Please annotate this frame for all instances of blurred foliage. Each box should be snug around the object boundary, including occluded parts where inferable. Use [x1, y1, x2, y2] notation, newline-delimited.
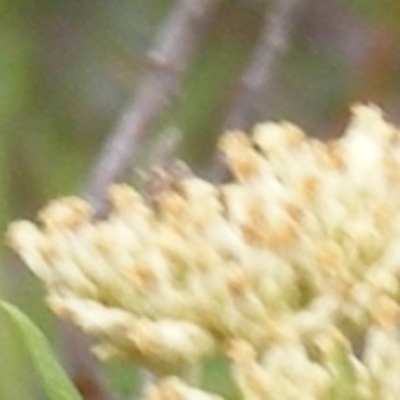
[2, 0, 400, 398]
[345, 0, 400, 34]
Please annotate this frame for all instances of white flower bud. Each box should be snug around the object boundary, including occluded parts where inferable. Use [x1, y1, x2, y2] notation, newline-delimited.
[8, 105, 400, 396]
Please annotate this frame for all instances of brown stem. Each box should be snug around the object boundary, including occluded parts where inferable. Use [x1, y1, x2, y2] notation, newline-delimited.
[210, 0, 303, 181]
[224, 0, 302, 131]
[59, 322, 117, 400]
[83, 0, 219, 215]
[60, 2, 219, 400]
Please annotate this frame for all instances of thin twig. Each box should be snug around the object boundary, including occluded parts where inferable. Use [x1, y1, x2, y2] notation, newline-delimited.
[210, 0, 303, 180]
[61, 1, 219, 399]
[224, 0, 302, 131]
[83, 0, 219, 215]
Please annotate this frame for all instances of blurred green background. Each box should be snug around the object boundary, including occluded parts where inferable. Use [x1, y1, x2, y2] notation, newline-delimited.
[1, 0, 400, 398]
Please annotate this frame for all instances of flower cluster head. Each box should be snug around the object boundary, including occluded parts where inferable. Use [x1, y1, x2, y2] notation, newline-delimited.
[7, 105, 400, 399]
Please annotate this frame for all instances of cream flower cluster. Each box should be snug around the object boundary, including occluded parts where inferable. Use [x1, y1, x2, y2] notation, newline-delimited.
[7, 105, 400, 399]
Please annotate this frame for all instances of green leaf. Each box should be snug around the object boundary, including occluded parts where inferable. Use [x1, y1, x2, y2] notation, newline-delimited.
[0, 301, 82, 400]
